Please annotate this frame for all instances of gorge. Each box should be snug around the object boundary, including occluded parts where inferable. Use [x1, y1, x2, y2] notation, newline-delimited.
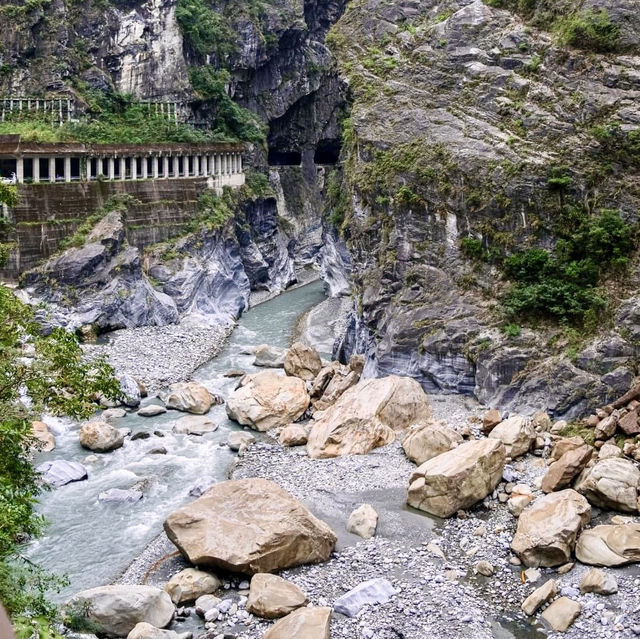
[1, 0, 640, 638]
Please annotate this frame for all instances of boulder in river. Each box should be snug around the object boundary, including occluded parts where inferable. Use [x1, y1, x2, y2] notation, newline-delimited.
[98, 488, 143, 504]
[284, 341, 323, 381]
[246, 573, 308, 618]
[575, 523, 640, 566]
[164, 568, 221, 604]
[333, 578, 396, 617]
[31, 420, 56, 452]
[65, 585, 174, 637]
[137, 404, 167, 417]
[79, 421, 125, 453]
[173, 415, 218, 435]
[127, 623, 191, 639]
[37, 460, 87, 487]
[262, 606, 331, 639]
[119, 374, 142, 408]
[227, 431, 256, 451]
[253, 344, 286, 368]
[488, 415, 535, 459]
[226, 370, 309, 431]
[163, 478, 336, 574]
[162, 382, 216, 415]
[307, 375, 431, 459]
[575, 457, 640, 512]
[401, 420, 462, 465]
[346, 504, 378, 539]
[407, 438, 505, 518]
[510, 489, 591, 567]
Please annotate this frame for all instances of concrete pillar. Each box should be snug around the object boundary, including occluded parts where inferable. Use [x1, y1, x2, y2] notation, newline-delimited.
[119, 157, 126, 181]
[33, 157, 40, 183]
[108, 157, 115, 180]
[172, 155, 179, 178]
[132, 157, 138, 180]
[193, 155, 199, 177]
[239, 153, 243, 173]
[152, 156, 159, 179]
[201, 155, 208, 177]
[64, 156, 71, 183]
[142, 156, 148, 179]
[16, 157, 24, 183]
[49, 157, 55, 182]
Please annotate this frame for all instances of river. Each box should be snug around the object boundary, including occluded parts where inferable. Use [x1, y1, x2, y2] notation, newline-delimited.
[28, 280, 329, 600]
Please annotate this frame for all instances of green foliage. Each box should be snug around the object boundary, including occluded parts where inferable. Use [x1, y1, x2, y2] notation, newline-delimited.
[556, 9, 621, 53]
[460, 237, 484, 260]
[175, 0, 236, 59]
[591, 123, 640, 169]
[501, 323, 522, 338]
[0, 285, 120, 632]
[192, 190, 234, 231]
[502, 209, 635, 324]
[558, 422, 596, 446]
[244, 171, 272, 198]
[188, 66, 266, 143]
[325, 168, 348, 232]
[0, 183, 18, 265]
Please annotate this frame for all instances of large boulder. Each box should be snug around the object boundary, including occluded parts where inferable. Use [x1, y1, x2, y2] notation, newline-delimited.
[164, 478, 336, 574]
[162, 382, 215, 415]
[541, 445, 593, 493]
[401, 420, 462, 465]
[510, 489, 591, 567]
[307, 375, 431, 459]
[65, 585, 174, 637]
[575, 524, 640, 566]
[333, 578, 396, 617]
[313, 370, 359, 411]
[284, 342, 323, 381]
[79, 421, 125, 453]
[127, 623, 191, 639]
[173, 415, 218, 436]
[119, 374, 142, 408]
[406, 439, 505, 518]
[253, 344, 286, 368]
[226, 371, 310, 431]
[164, 568, 220, 604]
[262, 607, 331, 639]
[347, 504, 378, 539]
[488, 415, 535, 459]
[279, 424, 308, 447]
[575, 457, 640, 512]
[540, 597, 581, 633]
[31, 421, 56, 452]
[246, 573, 308, 618]
[37, 460, 87, 487]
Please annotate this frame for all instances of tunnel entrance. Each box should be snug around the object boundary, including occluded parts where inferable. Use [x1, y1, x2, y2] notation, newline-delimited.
[268, 149, 302, 166]
[314, 139, 341, 165]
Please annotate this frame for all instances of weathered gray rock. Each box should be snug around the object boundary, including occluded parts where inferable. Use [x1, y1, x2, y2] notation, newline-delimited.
[262, 606, 331, 639]
[119, 374, 142, 408]
[173, 415, 218, 435]
[37, 460, 88, 487]
[488, 415, 535, 459]
[401, 420, 462, 465]
[407, 438, 505, 518]
[164, 478, 336, 574]
[579, 568, 618, 595]
[98, 488, 143, 504]
[284, 341, 323, 380]
[575, 524, 640, 566]
[227, 431, 256, 451]
[137, 405, 167, 417]
[346, 504, 378, 539]
[246, 573, 308, 619]
[102, 408, 127, 420]
[164, 568, 220, 604]
[226, 371, 310, 431]
[65, 585, 174, 637]
[253, 344, 286, 368]
[127, 623, 191, 639]
[79, 421, 125, 453]
[576, 457, 640, 512]
[162, 382, 215, 415]
[511, 490, 591, 567]
[307, 375, 431, 458]
[333, 578, 396, 617]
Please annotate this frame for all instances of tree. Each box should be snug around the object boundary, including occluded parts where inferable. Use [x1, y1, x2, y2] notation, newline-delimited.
[0, 187, 121, 637]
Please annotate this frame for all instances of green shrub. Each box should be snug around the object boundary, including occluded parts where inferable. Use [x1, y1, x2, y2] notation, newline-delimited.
[460, 237, 484, 260]
[556, 9, 621, 53]
[175, 0, 236, 59]
[501, 323, 522, 338]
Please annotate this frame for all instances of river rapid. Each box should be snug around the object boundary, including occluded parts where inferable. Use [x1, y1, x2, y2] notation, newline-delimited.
[28, 280, 329, 600]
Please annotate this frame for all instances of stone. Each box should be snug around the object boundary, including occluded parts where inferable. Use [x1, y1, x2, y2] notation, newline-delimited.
[541, 445, 593, 493]
[131, 431, 151, 441]
[164, 568, 221, 604]
[510, 489, 591, 567]
[579, 568, 618, 595]
[224, 369, 246, 378]
[103, 408, 127, 420]
[407, 439, 505, 518]
[226, 371, 309, 431]
[595, 414, 618, 440]
[333, 578, 396, 617]
[163, 382, 215, 415]
[262, 607, 330, 639]
[618, 409, 640, 435]
[127, 623, 191, 639]
[346, 504, 378, 539]
[31, 420, 56, 452]
[557, 562, 574, 575]
[98, 488, 143, 503]
[576, 457, 640, 512]
[488, 415, 535, 458]
[474, 560, 494, 576]
[307, 375, 431, 459]
[521, 579, 557, 616]
[540, 597, 581, 632]
[598, 443, 622, 459]
[531, 411, 552, 432]
[253, 344, 286, 368]
[37, 460, 88, 487]
[575, 523, 640, 566]
[312, 370, 359, 411]
[401, 420, 462, 465]
[349, 354, 365, 374]
[79, 421, 125, 453]
[284, 342, 323, 381]
[194, 594, 220, 617]
[482, 408, 502, 434]
[279, 424, 308, 447]
[137, 405, 167, 417]
[551, 437, 586, 462]
[164, 478, 336, 574]
[507, 484, 534, 517]
[65, 585, 174, 637]
[246, 573, 307, 618]
[227, 431, 255, 451]
[173, 415, 218, 435]
[119, 374, 142, 408]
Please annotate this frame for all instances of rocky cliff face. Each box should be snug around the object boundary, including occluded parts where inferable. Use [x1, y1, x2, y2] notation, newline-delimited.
[327, 0, 640, 418]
